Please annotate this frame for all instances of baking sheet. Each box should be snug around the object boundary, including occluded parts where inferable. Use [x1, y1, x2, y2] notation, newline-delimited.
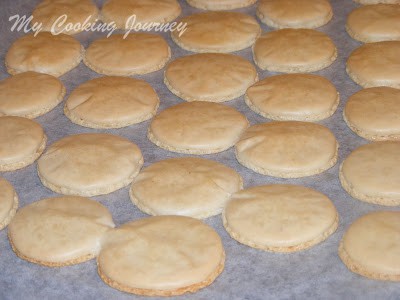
[0, 0, 399, 299]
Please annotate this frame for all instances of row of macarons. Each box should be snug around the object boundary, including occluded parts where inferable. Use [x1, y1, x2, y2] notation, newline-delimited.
[1, 69, 399, 143]
[7, 0, 400, 99]
[0, 160, 398, 294]
[31, 0, 400, 43]
[31, 0, 333, 36]
[1, 108, 399, 207]
[0, 171, 400, 296]
[18, 0, 400, 89]
[5, 25, 400, 95]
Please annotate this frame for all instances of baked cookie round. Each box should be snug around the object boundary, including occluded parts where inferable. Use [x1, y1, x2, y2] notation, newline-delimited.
[235, 121, 338, 178]
[32, 0, 99, 35]
[130, 157, 243, 218]
[37, 133, 143, 196]
[0, 72, 65, 118]
[97, 216, 225, 296]
[253, 29, 337, 72]
[0, 178, 18, 231]
[101, 0, 181, 29]
[64, 76, 159, 128]
[346, 4, 400, 43]
[84, 33, 170, 76]
[223, 184, 338, 252]
[257, 0, 333, 29]
[344, 87, 400, 141]
[186, 0, 257, 10]
[245, 74, 339, 121]
[5, 32, 83, 77]
[8, 196, 115, 267]
[0, 116, 46, 172]
[171, 12, 261, 53]
[148, 101, 249, 154]
[346, 41, 400, 88]
[339, 211, 400, 281]
[340, 141, 400, 206]
[164, 53, 258, 102]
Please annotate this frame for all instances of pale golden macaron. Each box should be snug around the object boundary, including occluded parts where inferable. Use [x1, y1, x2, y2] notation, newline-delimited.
[130, 157, 243, 219]
[97, 216, 225, 296]
[0, 178, 18, 231]
[164, 53, 258, 102]
[84, 33, 170, 76]
[223, 184, 338, 252]
[186, 0, 257, 10]
[8, 196, 115, 267]
[339, 211, 400, 281]
[32, 0, 99, 35]
[353, 0, 400, 4]
[148, 101, 249, 154]
[0, 116, 46, 172]
[257, 0, 333, 29]
[235, 121, 338, 178]
[64, 76, 159, 129]
[0, 72, 65, 118]
[101, 0, 181, 29]
[37, 133, 143, 196]
[245, 74, 339, 121]
[171, 12, 261, 53]
[253, 29, 337, 73]
[5, 32, 83, 77]
[346, 4, 400, 43]
[340, 141, 400, 206]
[344, 87, 400, 141]
[346, 41, 400, 88]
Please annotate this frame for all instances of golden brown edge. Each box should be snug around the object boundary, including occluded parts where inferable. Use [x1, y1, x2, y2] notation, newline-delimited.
[97, 251, 225, 296]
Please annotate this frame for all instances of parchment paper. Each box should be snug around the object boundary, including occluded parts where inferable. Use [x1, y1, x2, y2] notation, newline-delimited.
[0, 0, 399, 299]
